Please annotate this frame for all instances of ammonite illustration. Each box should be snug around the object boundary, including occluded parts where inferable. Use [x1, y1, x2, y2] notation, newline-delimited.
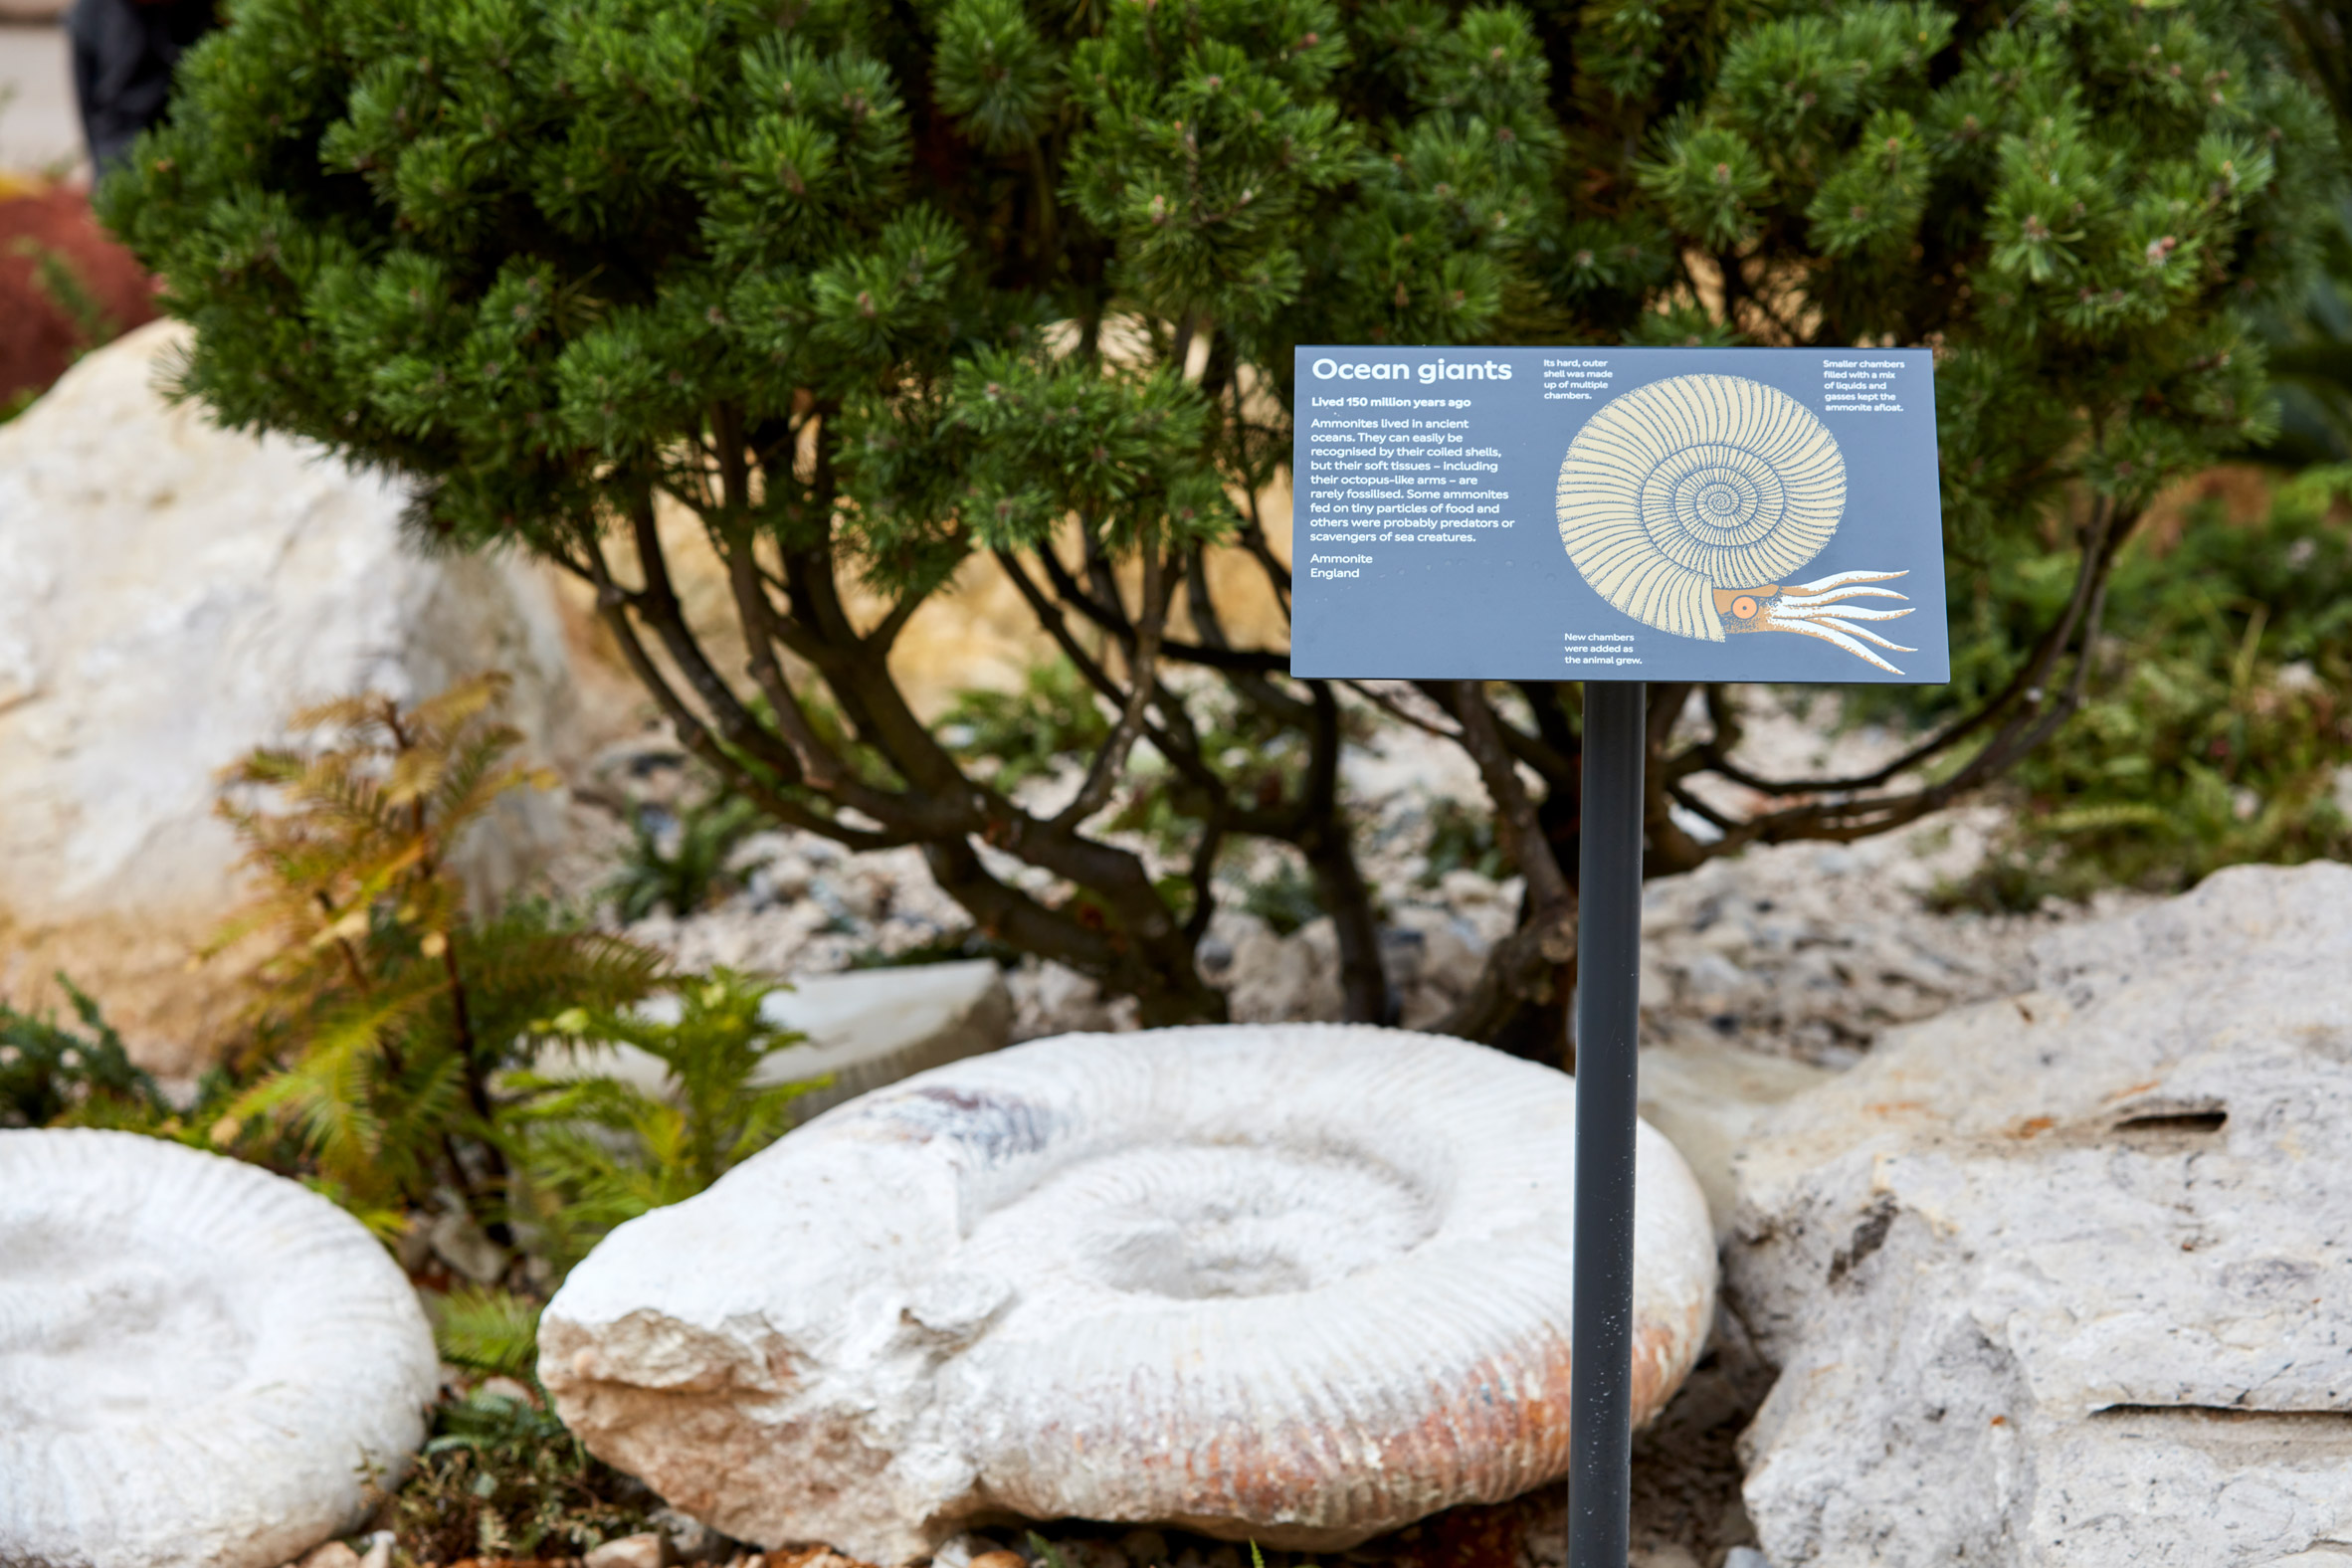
[1556, 373, 1916, 673]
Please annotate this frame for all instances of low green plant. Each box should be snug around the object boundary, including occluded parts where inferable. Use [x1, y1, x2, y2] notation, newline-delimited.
[601, 787, 765, 922]
[1943, 468, 2352, 909]
[937, 659, 1114, 792]
[397, 974, 821, 1549]
[12, 237, 122, 352]
[0, 231, 128, 431]
[0, 977, 170, 1130]
[430, 1282, 545, 1383]
[203, 675, 666, 1239]
[512, 969, 821, 1270]
[1240, 860, 1325, 938]
[1419, 799, 1508, 886]
[389, 1384, 654, 1562]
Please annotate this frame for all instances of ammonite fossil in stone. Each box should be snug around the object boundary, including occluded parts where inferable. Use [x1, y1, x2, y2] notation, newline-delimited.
[1556, 373, 1917, 672]
[0, 1129, 439, 1568]
[540, 1025, 1717, 1565]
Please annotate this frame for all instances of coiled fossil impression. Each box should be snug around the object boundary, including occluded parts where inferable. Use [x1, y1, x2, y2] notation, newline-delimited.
[540, 1024, 1718, 1564]
[1556, 373, 1916, 672]
[0, 1129, 439, 1568]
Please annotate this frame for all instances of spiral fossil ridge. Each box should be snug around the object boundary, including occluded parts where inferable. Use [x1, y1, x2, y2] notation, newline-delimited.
[540, 1025, 1720, 1564]
[1557, 373, 1849, 641]
[0, 1129, 439, 1568]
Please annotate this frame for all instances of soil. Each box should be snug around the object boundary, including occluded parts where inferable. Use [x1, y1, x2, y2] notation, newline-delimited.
[0, 181, 156, 406]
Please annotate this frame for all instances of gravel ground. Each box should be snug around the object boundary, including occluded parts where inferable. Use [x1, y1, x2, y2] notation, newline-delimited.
[553, 688, 2124, 1067]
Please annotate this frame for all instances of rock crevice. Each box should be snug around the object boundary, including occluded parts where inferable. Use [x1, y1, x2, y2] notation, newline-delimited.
[1730, 863, 2352, 1568]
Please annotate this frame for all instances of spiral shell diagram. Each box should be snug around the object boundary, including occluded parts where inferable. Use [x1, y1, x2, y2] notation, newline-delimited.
[1556, 374, 1917, 674]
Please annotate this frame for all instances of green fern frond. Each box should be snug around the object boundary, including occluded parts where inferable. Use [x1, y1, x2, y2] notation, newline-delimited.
[300, 1177, 411, 1243]
[286, 692, 394, 735]
[204, 674, 665, 1241]
[431, 727, 532, 829]
[409, 673, 509, 735]
[504, 1072, 660, 1131]
[515, 969, 815, 1270]
[432, 1284, 544, 1380]
[728, 1077, 832, 1164]
[385, 743, 451, 808]
[462, 929, 638, 992]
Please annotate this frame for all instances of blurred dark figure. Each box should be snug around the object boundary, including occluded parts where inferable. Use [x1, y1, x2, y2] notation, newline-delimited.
[68, 0, 215, 174]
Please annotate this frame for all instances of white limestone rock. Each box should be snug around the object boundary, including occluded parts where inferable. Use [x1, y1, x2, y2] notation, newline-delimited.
[530, 959, 1013, 1121]
[1728, 862, 2352, 1568]
[1636, 1039, 1831, 1241]
[0, 1129, 440, 1568]
[758, 962, 1014, 1120]
[1219, 913, 1344, 1025]
[541, 1025, 1718, 1564]
[0, 321, 580, 1075]
[582, 1535, 669, 1568]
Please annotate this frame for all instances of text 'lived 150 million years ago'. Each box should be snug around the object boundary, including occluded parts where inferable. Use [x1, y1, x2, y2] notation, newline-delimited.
[1300, 355, 1522, 577]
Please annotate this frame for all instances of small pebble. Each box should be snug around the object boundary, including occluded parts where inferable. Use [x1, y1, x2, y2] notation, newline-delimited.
[586, 1533, 671, 1568]
[649, 1504, 728, 1563]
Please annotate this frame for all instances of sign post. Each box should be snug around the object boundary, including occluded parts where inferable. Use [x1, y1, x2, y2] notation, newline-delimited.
[1567, 679, 1644, 1568]
[1289, 344, 1947, 1566]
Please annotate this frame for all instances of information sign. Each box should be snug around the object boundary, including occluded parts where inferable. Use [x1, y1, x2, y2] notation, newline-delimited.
[1290, 345, 1948, 685]
[1288, 344, 1951, 1568]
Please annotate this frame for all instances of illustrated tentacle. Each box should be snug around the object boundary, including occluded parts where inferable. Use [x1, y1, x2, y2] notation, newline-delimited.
[1765, 607, 1917, 653]
[1771, 602, 1916, 624]
[1779, 586, 1910, 611]
[1793, 616, 1917, 652]
[1767, 568, 1916, 674]
[1787, 568, 1910, 593]
[1765, 615, 1906, 674]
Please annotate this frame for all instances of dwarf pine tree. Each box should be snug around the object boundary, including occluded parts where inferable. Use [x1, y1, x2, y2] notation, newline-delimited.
[102, 0, 2337, 1050]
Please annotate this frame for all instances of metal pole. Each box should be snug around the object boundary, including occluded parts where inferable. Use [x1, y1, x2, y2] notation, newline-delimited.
[1568, 679, 1645, 1568]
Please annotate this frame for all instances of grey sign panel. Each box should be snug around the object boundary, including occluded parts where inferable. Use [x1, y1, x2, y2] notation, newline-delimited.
[1289, 346, 1949, 685]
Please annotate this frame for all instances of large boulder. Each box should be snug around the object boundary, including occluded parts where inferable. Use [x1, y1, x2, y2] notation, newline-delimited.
[540, 1025, 1718, 1565]
[0, 321, 582, 1074]
[0, 1129, 439, 1568]
[1637, 1037, 1831, 1241]
[1728, 863, 2352, 1568]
